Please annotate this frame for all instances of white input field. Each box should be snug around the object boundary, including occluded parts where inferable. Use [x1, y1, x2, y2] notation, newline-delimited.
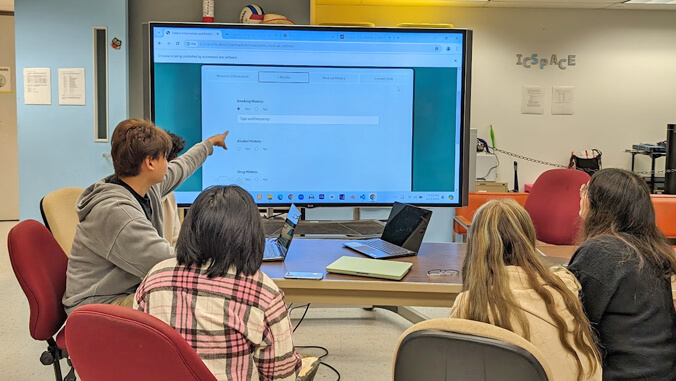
[237, 115, 379, 125]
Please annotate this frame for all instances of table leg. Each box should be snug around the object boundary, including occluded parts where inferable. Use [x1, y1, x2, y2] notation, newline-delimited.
[375, 306, 430, 324]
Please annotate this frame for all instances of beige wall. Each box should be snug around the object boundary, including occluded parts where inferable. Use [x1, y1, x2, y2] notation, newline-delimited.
[458, 8, 676, 188]
[0, 14, 18, 220]
[313, 6, 676, 189]
[127, 0, 311, 118]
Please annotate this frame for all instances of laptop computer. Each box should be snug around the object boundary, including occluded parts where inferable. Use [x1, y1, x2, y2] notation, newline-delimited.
[326, 256, 413, 281]
[343, 202, 432, 259]
[263, 204, 301, 262]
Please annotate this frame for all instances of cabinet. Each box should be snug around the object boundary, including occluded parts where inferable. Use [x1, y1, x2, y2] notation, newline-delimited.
[475, 181, 508, 193]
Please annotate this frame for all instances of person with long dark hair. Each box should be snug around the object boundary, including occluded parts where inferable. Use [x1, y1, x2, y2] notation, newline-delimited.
[570, 168, 676, 380]
[135, 185, 302, 381]
[452, 199, 601, 381]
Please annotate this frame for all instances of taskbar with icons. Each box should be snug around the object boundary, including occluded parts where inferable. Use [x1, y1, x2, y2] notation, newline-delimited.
[251, 191, 459, 205]
[175, 190, 459, 206]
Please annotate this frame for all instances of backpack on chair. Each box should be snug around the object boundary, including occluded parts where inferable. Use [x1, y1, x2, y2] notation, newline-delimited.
[568, 149, 602, 175]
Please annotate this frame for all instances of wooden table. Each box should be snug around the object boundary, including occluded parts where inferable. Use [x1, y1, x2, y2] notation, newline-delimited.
[263, 239, 676, 322]
[261, 239, 574, 322]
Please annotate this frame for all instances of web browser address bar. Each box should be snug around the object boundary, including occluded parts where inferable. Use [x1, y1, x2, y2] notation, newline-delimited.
[192, 40, 443, 53]
[237, 115, 379, 125]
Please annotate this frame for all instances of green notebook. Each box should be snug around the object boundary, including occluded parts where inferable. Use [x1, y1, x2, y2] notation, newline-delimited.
[326, 256, 413, 281]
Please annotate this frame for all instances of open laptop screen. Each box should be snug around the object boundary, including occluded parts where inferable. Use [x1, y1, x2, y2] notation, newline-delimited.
[278, 204, 301, 250]
[381, 203, 431, 247]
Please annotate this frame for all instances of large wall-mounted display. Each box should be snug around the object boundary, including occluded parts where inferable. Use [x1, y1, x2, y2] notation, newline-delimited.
[147, 23, 472, 207]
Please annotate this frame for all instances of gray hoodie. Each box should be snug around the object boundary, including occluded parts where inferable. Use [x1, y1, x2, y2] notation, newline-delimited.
[63, 140, 214, 314]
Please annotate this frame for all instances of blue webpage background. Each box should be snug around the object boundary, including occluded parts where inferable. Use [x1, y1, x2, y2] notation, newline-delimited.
[153, 64, 458, 194]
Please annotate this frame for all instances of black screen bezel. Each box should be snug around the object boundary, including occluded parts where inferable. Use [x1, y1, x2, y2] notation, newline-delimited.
[147, 22, 472, 208]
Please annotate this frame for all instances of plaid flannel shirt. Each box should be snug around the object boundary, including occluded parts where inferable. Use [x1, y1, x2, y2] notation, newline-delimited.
[135, 258, 302, 381]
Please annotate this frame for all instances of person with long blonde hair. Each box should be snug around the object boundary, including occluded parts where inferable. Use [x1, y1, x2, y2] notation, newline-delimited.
[451, 199, 601, 381]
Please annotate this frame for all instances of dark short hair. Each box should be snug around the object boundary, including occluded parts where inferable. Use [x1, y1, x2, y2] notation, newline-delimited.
[165, 130, 186, 162]
[176, 185, 265, 277]
[111, 118, 172, 177]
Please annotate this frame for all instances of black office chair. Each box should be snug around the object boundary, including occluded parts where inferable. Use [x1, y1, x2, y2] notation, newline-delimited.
[393, 318, 551, 381]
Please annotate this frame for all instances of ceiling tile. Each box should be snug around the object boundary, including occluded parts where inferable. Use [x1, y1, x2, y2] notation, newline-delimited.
[490, 0, 613, 2]
[486, 1, 616, 8]
[610, 3, 676, 8]
[359, 0, 488, 6]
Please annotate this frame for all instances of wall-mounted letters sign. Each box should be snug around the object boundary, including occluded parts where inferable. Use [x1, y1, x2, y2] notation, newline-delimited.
[516, 54, 576, 70]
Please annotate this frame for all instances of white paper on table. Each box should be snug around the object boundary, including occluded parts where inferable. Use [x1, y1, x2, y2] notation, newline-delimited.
[0, 67, 11, 93]
[23, 68, 51, 105]
[58, 68, 86, 105]
[552, 86, 574, 115]
[521, 86, 544, 115]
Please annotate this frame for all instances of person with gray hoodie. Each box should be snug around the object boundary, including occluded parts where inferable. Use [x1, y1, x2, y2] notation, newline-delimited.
[63, 118, 228, 314]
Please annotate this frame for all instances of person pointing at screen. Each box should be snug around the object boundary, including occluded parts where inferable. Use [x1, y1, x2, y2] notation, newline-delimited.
[63, 118, 228, 314]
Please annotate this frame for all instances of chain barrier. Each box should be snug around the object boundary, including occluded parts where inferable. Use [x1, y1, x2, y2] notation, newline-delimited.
[489, 146, 676, 175]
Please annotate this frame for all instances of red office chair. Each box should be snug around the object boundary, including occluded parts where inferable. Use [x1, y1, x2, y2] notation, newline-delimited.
[7, 219, 76, 381]
[66, 304, 217, 381]
[524, 169, 591, 245]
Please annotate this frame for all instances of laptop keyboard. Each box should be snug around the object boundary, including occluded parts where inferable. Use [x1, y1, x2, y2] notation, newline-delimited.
[264, 241, 283, 258]
[361, 239, 411, 255]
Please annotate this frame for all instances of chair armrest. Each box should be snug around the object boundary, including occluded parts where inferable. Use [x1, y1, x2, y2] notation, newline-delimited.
[453, 215, 471, 230]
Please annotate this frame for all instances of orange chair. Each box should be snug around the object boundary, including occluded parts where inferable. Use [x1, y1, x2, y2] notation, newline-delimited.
[453, 192, 529, 242]
[653, 195, 676, 311]
[651, 195, 676, 240]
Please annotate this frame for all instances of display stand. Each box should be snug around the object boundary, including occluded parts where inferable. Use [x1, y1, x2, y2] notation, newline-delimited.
[262, 208, 384, 239]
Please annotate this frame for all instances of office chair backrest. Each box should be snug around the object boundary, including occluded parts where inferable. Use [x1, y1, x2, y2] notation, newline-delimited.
[40, 187, 83, 256]
[7, 219, 68, 341]
[394, 318, 552, 381]
[524, 169, 590, 245]
[66, 304, 218, 381]
[651, 195, 676, 238]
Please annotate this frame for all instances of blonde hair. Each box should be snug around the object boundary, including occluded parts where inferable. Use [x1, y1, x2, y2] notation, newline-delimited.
[462, 199, 600, 381]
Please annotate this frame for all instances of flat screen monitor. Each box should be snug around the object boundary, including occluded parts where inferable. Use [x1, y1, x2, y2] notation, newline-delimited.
[146, 22, 472, 207]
